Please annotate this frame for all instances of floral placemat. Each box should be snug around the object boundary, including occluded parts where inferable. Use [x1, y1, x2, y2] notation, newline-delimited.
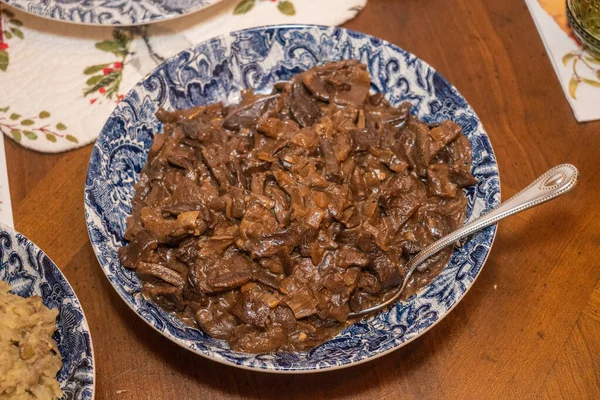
[526, 0, 600, 122]
[0, 0, 367, 152]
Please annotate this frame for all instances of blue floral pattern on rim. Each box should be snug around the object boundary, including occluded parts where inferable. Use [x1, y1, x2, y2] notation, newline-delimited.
[84, 25, 500, 372]
[2, 0, 220, 26]
[0, 223, 95, 398]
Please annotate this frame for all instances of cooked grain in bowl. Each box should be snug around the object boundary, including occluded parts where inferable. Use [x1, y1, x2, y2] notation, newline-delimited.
[0, 281, 62, 400]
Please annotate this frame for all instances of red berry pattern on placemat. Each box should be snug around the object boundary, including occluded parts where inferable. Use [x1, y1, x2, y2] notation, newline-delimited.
[0, 5, 24, 72]
[0, 107, 78, 144]
[83, 29, 132, 104]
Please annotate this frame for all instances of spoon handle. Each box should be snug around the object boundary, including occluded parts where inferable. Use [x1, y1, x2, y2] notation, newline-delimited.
[412, 163, 579, 273]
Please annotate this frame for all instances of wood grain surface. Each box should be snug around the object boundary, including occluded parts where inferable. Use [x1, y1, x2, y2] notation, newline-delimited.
[5, 0, 600, 398]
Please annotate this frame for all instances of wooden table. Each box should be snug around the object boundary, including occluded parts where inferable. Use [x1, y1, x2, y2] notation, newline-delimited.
[5, 0, 600, 398]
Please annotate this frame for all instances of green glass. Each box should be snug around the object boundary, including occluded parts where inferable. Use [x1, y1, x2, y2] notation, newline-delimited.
[567, 0, 600, 56]
[568, 0, 600, 38]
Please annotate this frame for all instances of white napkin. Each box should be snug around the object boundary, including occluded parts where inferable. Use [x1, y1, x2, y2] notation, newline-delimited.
[0, 0, 367, 153]
[525, 0, 600, 122]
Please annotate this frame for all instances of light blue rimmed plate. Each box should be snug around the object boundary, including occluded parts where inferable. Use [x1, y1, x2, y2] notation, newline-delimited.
[0, 0, 222, 26]
[0, 223, 95, 397]
[84, 24, 501, 373]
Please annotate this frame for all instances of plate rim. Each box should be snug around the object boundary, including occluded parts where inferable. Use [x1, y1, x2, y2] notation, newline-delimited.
[0, 0, 224, 27]
[0, 221, 97, 396]
[84, 23, 501, 373]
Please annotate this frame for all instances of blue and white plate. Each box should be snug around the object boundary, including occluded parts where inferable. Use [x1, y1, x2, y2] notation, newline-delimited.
[0, 223, 95, 397]
[1, 0, 222, 26]
[84, 24, 501, 373]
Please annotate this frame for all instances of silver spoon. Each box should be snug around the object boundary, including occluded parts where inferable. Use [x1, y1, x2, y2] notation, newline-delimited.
[349, 164, 579, 318]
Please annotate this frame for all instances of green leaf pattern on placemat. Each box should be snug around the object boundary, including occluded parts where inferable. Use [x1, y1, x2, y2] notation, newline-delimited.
[0, 107, 78, 144]
[349, 5, 363, 15]
[562, 50, 600, 99]
[234, 0, 296, 16]
[83, 28, 134, 104]
[0, 5, 25, 72]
